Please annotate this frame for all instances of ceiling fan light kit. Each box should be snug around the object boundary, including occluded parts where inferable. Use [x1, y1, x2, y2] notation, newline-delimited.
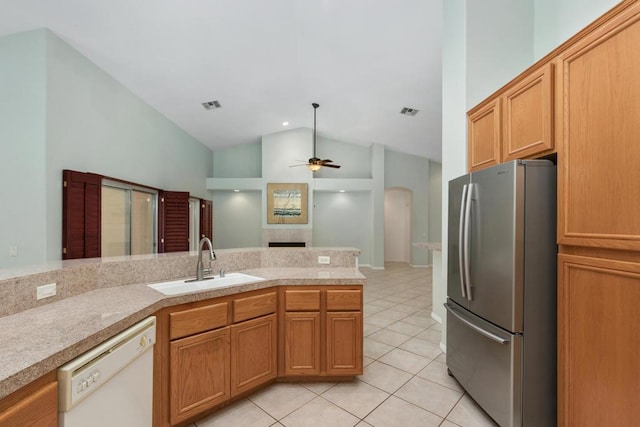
[290, 103, 341, 172]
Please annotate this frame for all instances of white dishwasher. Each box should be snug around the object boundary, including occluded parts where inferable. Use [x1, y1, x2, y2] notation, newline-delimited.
[58, 316, 156, 427]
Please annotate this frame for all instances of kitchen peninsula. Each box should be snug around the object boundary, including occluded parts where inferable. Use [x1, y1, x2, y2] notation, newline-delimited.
[0, 247, 364, 426]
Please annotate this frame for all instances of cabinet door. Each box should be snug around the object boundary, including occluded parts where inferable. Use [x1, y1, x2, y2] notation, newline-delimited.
[558, 254, 640, 426]
[284, 312, 321, 376]
[468, 97, 501, 172]
[230, 314, 277, 397]
[0, 381, 57, 427]
[558, 3, 640, 250]
[502, 62, 554, 161]
[326, 312, 363, 376]
[170, 327, 230, 425]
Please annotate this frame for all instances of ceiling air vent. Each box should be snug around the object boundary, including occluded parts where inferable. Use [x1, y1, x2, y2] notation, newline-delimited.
[202, 100, 221, 110]
[400, 107, 419, 116]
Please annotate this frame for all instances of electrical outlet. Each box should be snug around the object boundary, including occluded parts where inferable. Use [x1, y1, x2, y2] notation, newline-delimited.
[9, 246, 18, 257]
[318, 256, 330, 265]
[37, 283, 57, 300]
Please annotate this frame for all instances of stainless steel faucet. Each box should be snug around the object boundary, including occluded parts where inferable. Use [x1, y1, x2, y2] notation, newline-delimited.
[196, 237, 216, 280]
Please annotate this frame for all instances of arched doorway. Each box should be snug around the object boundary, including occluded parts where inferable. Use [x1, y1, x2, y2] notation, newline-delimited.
[384, 187, 412, 263]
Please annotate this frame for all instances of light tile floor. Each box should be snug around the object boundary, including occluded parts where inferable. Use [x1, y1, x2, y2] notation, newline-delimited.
[190, 263, 497, 427]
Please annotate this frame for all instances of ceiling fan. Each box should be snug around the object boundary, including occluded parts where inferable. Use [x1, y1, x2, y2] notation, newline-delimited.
[290, 103, 341, 172]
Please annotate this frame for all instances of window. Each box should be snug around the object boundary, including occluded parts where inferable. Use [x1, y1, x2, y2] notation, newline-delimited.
[101, 180, 158, 257]
[62, 170, 211, 260]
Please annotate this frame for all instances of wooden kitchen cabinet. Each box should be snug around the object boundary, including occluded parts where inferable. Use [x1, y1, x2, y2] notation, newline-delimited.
[502, 61, 554, 162]
[283, 289, 321, 375]
[467, 96, 502, 172]
[557, 2, 640, 251]
[284, 312, 321, 375]
[326, 289, 363, 375]
[556, 4, 640, 426]
[281, 287, 363, 378]
[0, 372, 57, 427]
[326, 312, 363, 375]
[230, 313, 277, 396]
[158, 287, 278, 426]
[170, 327, 230, 425]
[156, 285, 361, 425]
[169, 301, 228, 340]
[467, 61, 555, 173]
[558, 254, 640, 426]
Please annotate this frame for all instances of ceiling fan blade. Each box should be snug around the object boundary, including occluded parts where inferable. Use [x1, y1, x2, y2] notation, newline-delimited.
[320, 159, 334, 164]
[323, 163, 341, 169]
[289, 163, 310, 167]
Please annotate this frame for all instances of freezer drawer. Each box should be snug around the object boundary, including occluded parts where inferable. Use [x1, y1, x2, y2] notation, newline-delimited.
[446, 301, 522, 427]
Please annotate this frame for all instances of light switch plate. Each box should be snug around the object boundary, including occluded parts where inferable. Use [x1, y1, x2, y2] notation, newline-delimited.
[37, 283, 57, 300]
[318, 256, 330, 265]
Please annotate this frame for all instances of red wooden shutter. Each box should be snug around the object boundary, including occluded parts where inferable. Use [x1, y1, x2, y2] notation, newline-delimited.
[160, 191, 190, 253]
[62, 170, 102, 259]
[200, 199, 213, 242]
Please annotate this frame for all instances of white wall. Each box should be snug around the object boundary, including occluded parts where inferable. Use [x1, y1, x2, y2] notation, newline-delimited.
[0, 30, 47, 268]
[0, 29, 214, 268]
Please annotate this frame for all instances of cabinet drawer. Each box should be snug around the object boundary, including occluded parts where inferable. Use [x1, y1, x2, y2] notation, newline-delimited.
[233, 291, 277, 323]
[285, 290, 320, 311]
[170, 302, 228, 340]
[327, 290, 361, 311]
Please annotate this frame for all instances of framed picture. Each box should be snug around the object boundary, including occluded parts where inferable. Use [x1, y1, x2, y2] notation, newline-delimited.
[267, 183, 308, 224]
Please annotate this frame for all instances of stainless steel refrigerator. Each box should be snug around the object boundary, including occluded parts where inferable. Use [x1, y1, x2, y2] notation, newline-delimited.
[446, 159, 557, 427]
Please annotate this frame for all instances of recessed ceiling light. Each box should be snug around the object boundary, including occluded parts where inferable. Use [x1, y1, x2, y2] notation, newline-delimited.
[339, 190, 346, 193]
[282, 121, 289, 126]
[233, 189, 240, 192]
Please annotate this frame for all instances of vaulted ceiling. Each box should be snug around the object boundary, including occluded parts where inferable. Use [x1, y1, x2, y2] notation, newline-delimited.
[0, 0, 443, 161]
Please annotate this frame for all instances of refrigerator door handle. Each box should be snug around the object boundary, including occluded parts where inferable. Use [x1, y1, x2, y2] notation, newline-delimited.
[458, 184, 469, 298]
[463, 183, 473, 300]
[445, 303, 509, 344]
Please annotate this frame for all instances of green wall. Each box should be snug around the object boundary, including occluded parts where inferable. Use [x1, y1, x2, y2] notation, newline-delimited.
[384, 149, 431, 266]
[0, 30, 47, 269]
[210, 129, 440, 268]
[211, 191, 262, 248]
[0, 29, 214, 268]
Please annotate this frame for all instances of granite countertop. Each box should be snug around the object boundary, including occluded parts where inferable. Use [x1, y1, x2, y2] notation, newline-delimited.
[0, 267, 364, 400]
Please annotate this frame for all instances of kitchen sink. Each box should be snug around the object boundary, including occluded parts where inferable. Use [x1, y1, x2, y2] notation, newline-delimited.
[147, 272, 266, 296]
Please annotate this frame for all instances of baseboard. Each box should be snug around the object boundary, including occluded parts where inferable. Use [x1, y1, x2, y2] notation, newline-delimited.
[409, 264, 431, 268]
[431, 311, 442, 324]
[358, 264, 385, 270]
[440, 342, 447, 353]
